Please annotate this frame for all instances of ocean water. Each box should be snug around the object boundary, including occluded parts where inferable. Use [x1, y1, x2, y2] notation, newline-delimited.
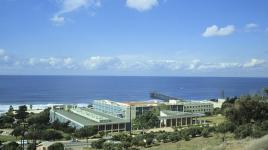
[0, 75, 268, 112]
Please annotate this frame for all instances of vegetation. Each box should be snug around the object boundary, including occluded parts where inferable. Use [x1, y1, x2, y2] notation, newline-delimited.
[47, 142, 64, 150]
[1, 141, 20, 150]
[75, 126, 98, 147]
[132, 111, 159, 133]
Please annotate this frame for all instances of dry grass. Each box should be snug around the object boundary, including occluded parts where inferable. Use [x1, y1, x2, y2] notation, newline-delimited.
[198, 115, 226, 126]
[244, 135, 268, 150]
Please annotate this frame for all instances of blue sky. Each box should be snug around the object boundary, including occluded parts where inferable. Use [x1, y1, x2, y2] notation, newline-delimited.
[0, 0, 268, 76]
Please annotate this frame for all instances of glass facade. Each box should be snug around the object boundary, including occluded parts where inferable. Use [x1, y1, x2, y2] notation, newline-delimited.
[93, 100, 129, 118]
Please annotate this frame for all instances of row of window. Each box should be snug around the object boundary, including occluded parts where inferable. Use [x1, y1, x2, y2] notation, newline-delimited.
[185, 105, 212, 109]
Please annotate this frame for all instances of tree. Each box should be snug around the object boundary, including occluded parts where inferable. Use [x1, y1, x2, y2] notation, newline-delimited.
[48, 142, 64, 150]
[75, 126, 98, 147]
[225, 96, 268, 125]
[12, 126, 25, 139]
[42, 130, 63, 141]
[51, 120, 75, 133]
[27, 108, 50, 125]
[91, 139, 105, 149]
[27, 143, 36, 150]
[132, 111, 159, 133]
[2, 141, 19, 150]
[0, 115, 14, 124]
[15, 105, 29, 121]
[201, 127, 209, 138]
[6, 105, 14, 117]
[234, 124, 252, 139]
[216, 121, 235, 142]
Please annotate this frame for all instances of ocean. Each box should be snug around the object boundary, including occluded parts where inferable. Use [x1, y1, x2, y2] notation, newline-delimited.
[0, 75, 268, 112]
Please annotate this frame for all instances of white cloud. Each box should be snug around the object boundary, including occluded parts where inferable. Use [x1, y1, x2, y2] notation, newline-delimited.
[1, 49, 268, 74]
[50, 15, 65, 25]
[0, 49, 18, 66]
[245, 23, 258, 29]
[83, 56, 121, 70]
[51, 0, 101, 24]
[188, 59, 201, 70]
[0, 49, 5, 56]
[243, 58, 266, 68]
[27, 57, 76, 69]
[245, 23, 259, 32]
[126, 0, 158, 12]
[202, 25, 235, 37]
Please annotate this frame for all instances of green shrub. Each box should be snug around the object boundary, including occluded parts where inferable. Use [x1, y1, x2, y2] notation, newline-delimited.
[168, 132, 181, 142]
[103, 142, 123, 150]
[48, 142, 64, 150]
[27, 143, 37, 150]
[251, 125, 266, 138]
[201, 128, 209, 138]
[145, 137, 153, 146]
[156, 132, 168, 142]
[64, 135, 71, 140]
[2, 141, 19, 150]
[91, 139, 105, 149]
[234, 124, 252, 139]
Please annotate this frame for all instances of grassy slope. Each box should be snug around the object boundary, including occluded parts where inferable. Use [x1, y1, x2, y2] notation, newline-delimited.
[0, 135, 17, 142]
[198, 115, 226, 125]
[141, 133, 246, 150]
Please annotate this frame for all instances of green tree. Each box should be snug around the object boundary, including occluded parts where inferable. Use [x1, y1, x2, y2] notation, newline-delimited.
[132, 111, 159, 133]
[91, 139, 105, 149]
[225, 96, 268, 125]
[27, 143, 36, 150]
[201, 127, 210, 138]
[2, 141, 19, 150]
[11, 126, 25, 139]
[216, 121, 235, 142]
[15, 105, 29, 121]
[234, 124, 252, 139]
[42, 130, 63, 141]
[27, 108, 50, 125]
[75, 126, 98, 147]
[48, 142, 64, 150]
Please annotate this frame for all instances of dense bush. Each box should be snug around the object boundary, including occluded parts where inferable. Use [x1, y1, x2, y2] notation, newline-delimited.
[156, 132, 168, 142]
[2, 141, 20, 150]
[169, 132, 181, 142]
[103, 142, 123, 150]
[51, 120, 75, 134]
[91, 139, 105, 149]
[234, 124, 252, 139]
[48, 142, 64, 150]
[27, 143, 36, 150]
[42, 130, 63, 141]
[201, 127, 210, 138]
[27, 108, 50, 125]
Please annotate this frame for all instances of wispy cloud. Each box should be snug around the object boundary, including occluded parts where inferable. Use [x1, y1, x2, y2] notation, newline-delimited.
[243, 58, 266, 68]
[126, 0, 159, 12]
[202, 25, 235, 37]
[51, 0, 101, 25]
[244, 23, 259, 32]
[83, 56, 121, 70]
[245, 23, 258, 29]
[0, 49, 267, 74]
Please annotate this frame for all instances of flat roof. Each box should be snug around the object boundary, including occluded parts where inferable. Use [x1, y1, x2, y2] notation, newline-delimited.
[122, 100, 162, 107]
[159, 110, 205, 119]
[52, 108, 129, 126]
